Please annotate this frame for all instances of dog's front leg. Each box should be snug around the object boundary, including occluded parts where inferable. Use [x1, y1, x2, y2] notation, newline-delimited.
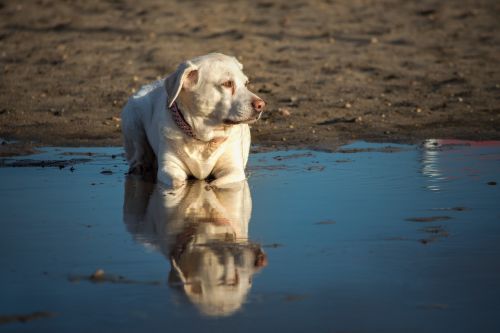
[157, 171, 186, 189]
[157, 164, 187, 188]
[210, 166, 246, 189]
[157, 152, 188, 189]
[210, 146, 247, 188]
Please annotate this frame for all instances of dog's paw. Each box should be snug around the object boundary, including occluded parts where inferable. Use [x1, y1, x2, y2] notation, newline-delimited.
[210, 175, 247, 190]
[172, 179, 187, 189]
[157, 172, 187, 189]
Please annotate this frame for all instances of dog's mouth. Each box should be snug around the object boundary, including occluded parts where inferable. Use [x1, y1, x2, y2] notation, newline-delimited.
[223, 112, 263, 125]
[223, 118, 257, 125]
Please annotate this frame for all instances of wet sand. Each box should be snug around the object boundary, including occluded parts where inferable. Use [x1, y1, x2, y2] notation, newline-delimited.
[1, 0, 500, 154]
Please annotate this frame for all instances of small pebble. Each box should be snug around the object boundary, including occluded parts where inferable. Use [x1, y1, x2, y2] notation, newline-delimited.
[90, 269, 105, 280]
[278, 108, 291, 117]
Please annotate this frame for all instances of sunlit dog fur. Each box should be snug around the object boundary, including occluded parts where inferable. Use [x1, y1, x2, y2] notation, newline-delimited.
[121, 53, 266, 188]
[123, 178, 266, 317]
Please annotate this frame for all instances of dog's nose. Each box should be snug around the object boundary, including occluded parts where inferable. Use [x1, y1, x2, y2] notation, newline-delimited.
[252, 98, 266, 112]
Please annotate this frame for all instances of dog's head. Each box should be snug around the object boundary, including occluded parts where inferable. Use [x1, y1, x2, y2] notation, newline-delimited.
[165, 53, 266, 132]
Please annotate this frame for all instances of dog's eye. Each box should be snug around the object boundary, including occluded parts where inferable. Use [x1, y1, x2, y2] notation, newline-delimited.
[221, 80, 234, 89]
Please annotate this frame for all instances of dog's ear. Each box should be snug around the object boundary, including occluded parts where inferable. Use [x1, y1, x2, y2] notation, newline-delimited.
[165, 61, 199, 108]
[169, 257, 187, 284]
[232, 57, 243, 70]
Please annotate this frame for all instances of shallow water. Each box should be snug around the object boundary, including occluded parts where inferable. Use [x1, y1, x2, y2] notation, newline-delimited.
[1, 141, 499, 332]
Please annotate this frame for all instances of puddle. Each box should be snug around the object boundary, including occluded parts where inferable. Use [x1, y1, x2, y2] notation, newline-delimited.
[1, 140, 499, 332]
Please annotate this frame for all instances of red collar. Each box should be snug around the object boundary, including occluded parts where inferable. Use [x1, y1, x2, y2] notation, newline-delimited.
[169, 101, 198, 140]
[168, 101, 228, 146]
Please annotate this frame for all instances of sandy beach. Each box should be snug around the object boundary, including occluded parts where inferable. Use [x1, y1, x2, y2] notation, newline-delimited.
[0, 0, 499, 154]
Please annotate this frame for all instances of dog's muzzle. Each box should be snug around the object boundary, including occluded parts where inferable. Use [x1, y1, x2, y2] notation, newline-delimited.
[223, 98, 266, 125]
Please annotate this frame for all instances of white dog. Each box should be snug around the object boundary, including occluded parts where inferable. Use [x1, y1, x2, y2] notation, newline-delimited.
[121, 53, 266, 188]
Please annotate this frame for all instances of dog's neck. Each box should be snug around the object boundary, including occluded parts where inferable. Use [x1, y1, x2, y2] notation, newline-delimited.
[169, 101, 198, 140]
[169, 101, 229, 147]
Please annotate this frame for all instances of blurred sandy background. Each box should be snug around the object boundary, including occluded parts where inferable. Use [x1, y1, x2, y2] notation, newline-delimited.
[1, 0, 499, 153]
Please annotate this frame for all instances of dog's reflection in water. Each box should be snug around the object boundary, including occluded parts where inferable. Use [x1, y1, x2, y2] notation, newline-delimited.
[123, 178, 267, 317]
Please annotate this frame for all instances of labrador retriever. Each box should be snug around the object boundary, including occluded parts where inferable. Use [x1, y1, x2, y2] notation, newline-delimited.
[121, 53, 266, 188]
